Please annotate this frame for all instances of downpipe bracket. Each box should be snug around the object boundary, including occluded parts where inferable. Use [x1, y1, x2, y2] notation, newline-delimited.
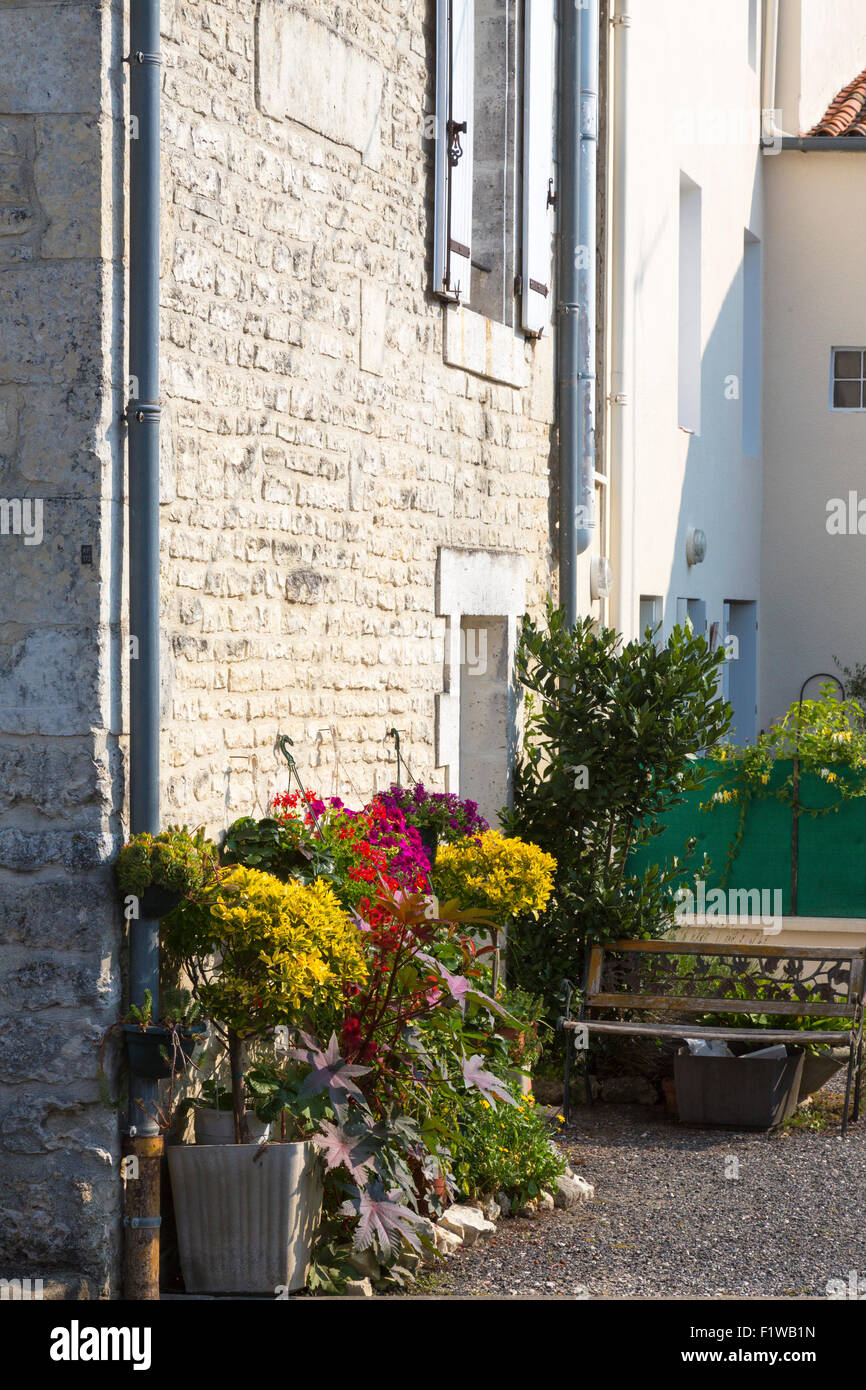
[125, 51, 162, 65]
[124, 402, 162, 426]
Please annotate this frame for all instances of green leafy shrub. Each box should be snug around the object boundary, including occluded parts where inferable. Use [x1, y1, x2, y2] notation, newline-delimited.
[503, 601, 730, 1018]
[451, 1088, 566, 1204]
[494, 985, 549, 1071]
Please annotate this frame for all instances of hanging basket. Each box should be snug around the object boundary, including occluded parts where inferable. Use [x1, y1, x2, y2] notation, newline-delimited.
[138, 883, 184, 919]
[123, 1023, 205, 1080]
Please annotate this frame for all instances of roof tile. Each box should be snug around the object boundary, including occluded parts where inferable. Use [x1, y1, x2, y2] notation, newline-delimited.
[807, 66, 866, 136]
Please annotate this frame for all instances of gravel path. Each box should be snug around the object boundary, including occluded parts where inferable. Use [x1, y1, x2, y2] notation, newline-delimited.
[434, 1095, 866, 1298]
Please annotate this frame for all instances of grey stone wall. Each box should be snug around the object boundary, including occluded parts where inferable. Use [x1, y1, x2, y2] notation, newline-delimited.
[0, 0, 125, 1297]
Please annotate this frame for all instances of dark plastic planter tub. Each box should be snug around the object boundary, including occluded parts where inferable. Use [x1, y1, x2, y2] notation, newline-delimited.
[674, 1046, 805, 1129]
[797, 1049, 847, 1102]
[123, 1023, 205, 1080]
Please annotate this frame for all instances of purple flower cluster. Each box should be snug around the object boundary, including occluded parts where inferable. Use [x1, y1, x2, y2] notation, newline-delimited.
[373, 783, 489, 844]
[366, 806, 433, 882]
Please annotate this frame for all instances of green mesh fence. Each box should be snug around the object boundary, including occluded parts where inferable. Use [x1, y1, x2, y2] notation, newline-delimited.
[626, 757, 866, 918]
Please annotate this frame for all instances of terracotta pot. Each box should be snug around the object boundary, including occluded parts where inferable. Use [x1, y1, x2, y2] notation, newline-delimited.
[499, 1024, 526, 1058]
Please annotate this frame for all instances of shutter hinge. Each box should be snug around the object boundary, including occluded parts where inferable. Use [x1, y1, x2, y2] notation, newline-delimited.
[514, 274, 523, 297]
[446, 119, 467, 167]
[547, 178, 557, 208]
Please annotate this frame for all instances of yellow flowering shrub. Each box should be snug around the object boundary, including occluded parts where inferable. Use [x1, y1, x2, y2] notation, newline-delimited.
[433, 830, 556, 921]
[199, 865, 367, 1036]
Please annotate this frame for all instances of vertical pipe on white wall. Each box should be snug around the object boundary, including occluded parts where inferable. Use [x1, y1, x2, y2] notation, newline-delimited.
[576, 0, 599, 558]
[608, 0, 633, 635]
[556, 0, 582, 626]
[761, 0, 779, 145]
[557, 0, 599, 626]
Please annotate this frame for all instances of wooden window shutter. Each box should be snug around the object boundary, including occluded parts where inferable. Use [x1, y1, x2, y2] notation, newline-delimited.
[521, 0, 555, 334]
[434, 0, 474, 300]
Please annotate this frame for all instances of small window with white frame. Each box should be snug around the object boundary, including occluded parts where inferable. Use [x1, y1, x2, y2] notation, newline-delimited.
[831, 348, 866, 410]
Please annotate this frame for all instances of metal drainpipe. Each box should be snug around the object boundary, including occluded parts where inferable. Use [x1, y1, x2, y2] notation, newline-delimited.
[558, 0, 598, 627]
[760, 0, 779, 148]
[557, 0, 580, 627]
[608, 0, 631, 635]
[124, 0, 162, 1301]
[576, 0, 599, 561]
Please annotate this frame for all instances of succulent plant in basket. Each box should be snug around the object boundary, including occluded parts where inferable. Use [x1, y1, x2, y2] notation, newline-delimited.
[115, 825, 218, 918]
[120, 986, 207, 1082]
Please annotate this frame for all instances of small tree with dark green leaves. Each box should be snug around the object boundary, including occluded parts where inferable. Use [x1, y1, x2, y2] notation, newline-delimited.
[502, 602, 731, 1015]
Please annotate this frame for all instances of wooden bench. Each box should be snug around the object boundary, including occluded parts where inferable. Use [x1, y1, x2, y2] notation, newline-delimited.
[561, 939, 866, 1136]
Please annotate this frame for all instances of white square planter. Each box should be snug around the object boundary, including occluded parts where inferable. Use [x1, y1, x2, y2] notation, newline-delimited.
[167, 1140, 323, 1295]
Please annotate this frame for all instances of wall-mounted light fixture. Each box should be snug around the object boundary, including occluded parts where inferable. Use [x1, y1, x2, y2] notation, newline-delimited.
[686, 528, 707, 567]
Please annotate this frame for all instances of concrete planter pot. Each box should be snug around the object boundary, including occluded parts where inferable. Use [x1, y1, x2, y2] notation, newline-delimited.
[167, 1141, 323, 1294]
[193, 1107, 271, 1146]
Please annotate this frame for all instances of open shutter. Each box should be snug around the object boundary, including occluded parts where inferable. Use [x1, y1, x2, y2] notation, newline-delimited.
[434, 0, 474, 301]
[522, 0, 555, 334]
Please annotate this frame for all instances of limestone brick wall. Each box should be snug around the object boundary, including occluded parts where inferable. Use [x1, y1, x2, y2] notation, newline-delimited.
[158, 0, 558, 831]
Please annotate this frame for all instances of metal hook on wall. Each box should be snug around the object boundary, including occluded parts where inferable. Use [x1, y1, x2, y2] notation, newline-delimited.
[384, 727, 418, 788]
[276, 734, 324, 836]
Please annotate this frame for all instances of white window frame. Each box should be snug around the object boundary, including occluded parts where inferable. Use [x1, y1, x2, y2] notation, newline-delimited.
[830, 347, 866, 412]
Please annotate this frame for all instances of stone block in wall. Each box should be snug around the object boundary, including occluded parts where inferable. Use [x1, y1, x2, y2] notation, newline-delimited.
[0, 262, 105, 383]
[0, 828, 112, 873]
[0, 739, 105, 818]
[1, 498, 103, 627]
[256, 3, 384, 169]
[0, 628, 104, 736]
[34, 115, 103, 260]
[0, 1147, 120, 1287]
[13, 381, 105, 491]
[0, 947, 116, 1017]
[0, 878, 116, 956]
[360, 280, 386, 376]
[444, 305, 530, 389]
[0, 1012, 114, 1087]
[0, 4, 104, 115]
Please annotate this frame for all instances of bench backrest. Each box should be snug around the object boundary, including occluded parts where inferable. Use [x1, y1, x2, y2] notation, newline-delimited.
[583, 940, 866, 1019]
